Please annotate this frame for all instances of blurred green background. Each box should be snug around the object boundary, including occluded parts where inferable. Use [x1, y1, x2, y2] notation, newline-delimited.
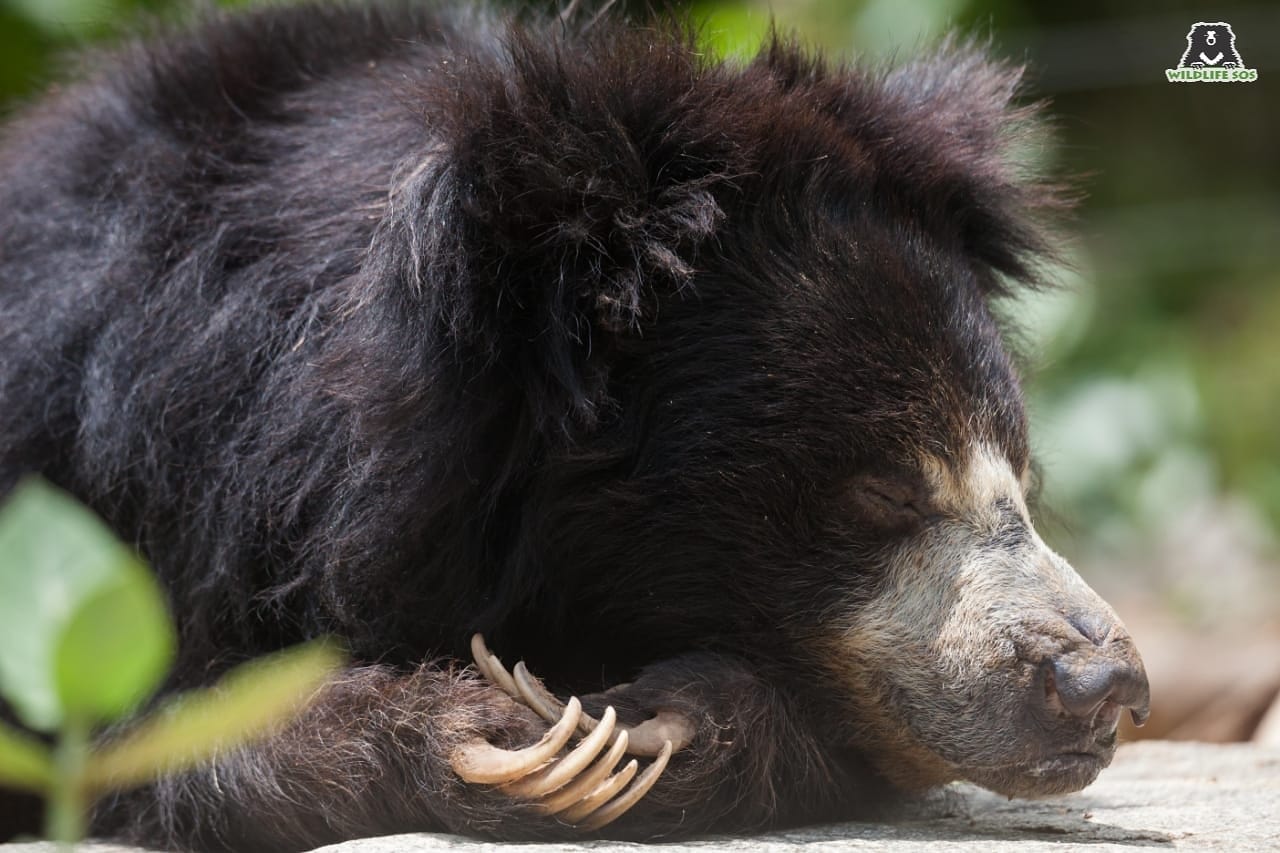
[1, 0, 1277, 741]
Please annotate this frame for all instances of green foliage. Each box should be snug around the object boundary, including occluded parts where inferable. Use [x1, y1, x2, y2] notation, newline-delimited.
[83, 643, 344, 792]
[0, 479, 344, 842]
[0, 479, 172, 731]
[0, 723, 52, 792]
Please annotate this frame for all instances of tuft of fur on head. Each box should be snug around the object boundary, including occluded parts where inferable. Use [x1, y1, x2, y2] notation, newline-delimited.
[346, 19, 1072, 440]
[752, 33, 1073, 295]
[336, 16, 750, 437]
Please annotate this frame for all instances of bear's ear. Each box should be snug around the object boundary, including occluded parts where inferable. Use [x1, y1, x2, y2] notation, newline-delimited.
[759, 37, 1073, 294]
[385, 23, 740, 432]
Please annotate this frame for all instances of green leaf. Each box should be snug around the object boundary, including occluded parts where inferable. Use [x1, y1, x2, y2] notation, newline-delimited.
[0, 478, 173, 730]
[0, 479, 169, 729]
[0, 718, 53, 792]
[84, 641, 344, 792]
[54, 564, 175, 723]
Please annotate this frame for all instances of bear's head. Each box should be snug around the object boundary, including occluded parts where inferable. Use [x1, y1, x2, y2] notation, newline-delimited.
[360, 23, 1150, 801]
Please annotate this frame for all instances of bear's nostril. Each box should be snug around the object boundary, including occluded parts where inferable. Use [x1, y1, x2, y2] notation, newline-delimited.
[1047, 654, 1150, 726]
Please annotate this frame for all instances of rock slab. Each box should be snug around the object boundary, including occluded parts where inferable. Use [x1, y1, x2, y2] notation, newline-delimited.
[5, 741, 1277, 852]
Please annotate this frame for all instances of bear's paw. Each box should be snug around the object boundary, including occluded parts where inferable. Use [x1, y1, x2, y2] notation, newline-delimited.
[450, 634, 687, 830]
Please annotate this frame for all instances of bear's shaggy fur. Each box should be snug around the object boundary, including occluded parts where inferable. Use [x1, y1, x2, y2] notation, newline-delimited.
[0, 2, 1148, 850]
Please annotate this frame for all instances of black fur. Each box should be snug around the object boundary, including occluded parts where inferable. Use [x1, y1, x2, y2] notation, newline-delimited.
[0, 1, 1066, 848]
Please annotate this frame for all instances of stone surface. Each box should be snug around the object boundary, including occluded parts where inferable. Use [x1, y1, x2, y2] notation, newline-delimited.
[5, 741, 1278, 852]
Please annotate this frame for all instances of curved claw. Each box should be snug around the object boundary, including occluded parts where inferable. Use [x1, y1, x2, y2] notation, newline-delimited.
[450, 697, 582, 785]
[470, 633, 521, 699]
[513, 661, 569, 725]
[539, 729, 631, 815]
[502, 706, 617, 798]
[560, 758, 639, 823]
[576, 739, 673, 830]
[512, 659, 610, 740]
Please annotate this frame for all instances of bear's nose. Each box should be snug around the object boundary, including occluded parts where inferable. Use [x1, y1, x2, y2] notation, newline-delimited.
[1045, 634, 1150, 728]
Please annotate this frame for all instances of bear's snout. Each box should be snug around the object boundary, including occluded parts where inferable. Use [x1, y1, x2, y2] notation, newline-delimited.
[1042, 629, 1151, 730]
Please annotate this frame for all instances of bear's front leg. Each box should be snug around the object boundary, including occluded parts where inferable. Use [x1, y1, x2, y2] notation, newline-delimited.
[94, 641, 846, 850]
[462, 635, 851, 839]
[91, 662, 631, 851]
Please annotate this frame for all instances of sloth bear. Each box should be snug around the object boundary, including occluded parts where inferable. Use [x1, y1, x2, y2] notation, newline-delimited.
[0, 1, 1150, 850]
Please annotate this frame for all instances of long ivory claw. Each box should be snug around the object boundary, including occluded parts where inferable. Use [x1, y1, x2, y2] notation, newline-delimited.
[450, 697, 581, 785]
[513, 661, 569, 724]
[539, 729, 631, 815]
[502, 706, 617, 798]
[559, 758, 640, 823]
[577, 740, 673, 830]
[470, 633, 521, 698]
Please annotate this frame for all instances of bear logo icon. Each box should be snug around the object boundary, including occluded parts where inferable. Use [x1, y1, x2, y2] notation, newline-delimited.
[1178, 22, 1245, 68]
